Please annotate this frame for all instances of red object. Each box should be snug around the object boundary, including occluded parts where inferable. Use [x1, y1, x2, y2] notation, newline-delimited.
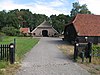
[72, 14, 100, 36]
[20, 28, 30, 33]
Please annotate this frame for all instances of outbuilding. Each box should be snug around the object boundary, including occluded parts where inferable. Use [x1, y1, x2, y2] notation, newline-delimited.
[20, 28, 30, 36]
[64, 14, 100, 44]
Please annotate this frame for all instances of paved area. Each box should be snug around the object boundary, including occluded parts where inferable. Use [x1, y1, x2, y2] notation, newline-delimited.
[16, 37, 90, 75]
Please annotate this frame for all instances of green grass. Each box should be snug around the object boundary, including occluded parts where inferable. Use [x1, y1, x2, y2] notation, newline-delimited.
[0, 61, 8, 69]
[0, 36, 39, 66]
[0, 36, 14, 44]
[0, 36, 39, 75]
[15, 37, 39, 60]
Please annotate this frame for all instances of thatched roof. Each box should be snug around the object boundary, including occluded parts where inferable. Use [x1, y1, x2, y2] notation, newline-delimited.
[37, 20, 52, 27]
[31, 20, 58, 34]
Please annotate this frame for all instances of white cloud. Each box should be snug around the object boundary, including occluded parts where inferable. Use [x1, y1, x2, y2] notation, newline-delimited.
[0, 0, 100, 16]
[0, 0, 30, 10]
[49, 0, 64, 7]
[33, 0, 69, 16]
[78, 0, 100, 15]
[0, 0, 69, 16]
[31, 4, 66, 16]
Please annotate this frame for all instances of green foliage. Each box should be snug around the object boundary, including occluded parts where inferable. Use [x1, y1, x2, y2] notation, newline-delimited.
[1, 27, 20, 36]
[0, 36, 39, 61]
[0, 36, 19, 45]
[0, 3, 92, 35]
[16, 37, 39, 60]
[0, 10, 7, 30]
[0, 32, 5, 42]
[0, 9, 72, 35]
[50, 14, 71, 33]
[0, 9, 48, 32]
[70, 2, 92, 17]
[0, 36, 39, 74]
[6, 12, 19, 29]
[30, 13, 48, 31]
[92, 45, 100, 57]
[0, 32, 5, 36]
[0, 61, 8, 69]
[92, 45, 100, 50]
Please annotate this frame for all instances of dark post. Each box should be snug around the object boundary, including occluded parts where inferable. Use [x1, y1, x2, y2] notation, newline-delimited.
[9, 43, 15, 64]
[7, 45, 9, 61]
[3, 45, 5, 59]
[74, 42, 79, 62]
[1, 45, 3, 60]
[81, 50, 85, 63]
[14, 38, 16, 48]
[14, 38, 16, 62]
[87, 42, 92, 63]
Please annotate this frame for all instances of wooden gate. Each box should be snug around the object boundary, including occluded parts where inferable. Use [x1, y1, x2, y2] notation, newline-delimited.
[0, 43, 15, 64]
[74, 42, 92, 63]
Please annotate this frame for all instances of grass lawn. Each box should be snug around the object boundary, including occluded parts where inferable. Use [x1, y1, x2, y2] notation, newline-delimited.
[15, 37, 39, 60]
[0, 36, 39, 74]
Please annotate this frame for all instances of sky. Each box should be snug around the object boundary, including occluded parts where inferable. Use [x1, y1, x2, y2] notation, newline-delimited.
[0, 0, 100, 16]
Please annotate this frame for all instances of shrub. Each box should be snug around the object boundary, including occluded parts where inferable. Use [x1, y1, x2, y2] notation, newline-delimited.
[92, 45, 100, 57]
[0, 32, 5, 41]
[1, 27, 20, 36]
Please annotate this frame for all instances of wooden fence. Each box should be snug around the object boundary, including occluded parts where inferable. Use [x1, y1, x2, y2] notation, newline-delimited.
[74, 42, 92, 63]
[0, 39, 16, 64]
[0, 44, 9, 61]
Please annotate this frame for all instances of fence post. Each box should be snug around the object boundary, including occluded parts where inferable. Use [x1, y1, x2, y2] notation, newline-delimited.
[87, 42, 92, 63]
[9, 43, 15, 64]
[81, 50, 85, 63]
[74, 42, 79, 62]
[1, 45, 3, 60]
[14, 38, 16, 47]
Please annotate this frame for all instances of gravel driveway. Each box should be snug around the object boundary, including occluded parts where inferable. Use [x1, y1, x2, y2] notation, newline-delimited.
[16, 37, 90, 75]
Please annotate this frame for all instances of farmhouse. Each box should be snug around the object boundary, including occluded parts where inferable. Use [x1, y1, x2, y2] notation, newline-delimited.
[64, 14, 100, 44]
[31, 20, 58, 37]
[20, 28, 30, 35]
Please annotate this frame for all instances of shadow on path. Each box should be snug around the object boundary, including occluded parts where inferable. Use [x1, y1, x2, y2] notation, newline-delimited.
[47, 38, 72, 45]
[47, 38, 74, 62]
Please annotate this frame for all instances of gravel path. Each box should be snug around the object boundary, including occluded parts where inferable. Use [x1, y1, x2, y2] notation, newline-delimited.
[16, 37, 90, 75]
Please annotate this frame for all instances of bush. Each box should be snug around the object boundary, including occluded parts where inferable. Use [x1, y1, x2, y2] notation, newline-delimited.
[0, 32, 5, 41]
[92, 45, 100, 57]
[1, 27, 20, 36]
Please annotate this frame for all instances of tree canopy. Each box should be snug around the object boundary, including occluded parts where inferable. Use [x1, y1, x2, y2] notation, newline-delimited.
[50, 14, 71, 33]
[70, 2, 92, 17]
[0, 9, 48, 31]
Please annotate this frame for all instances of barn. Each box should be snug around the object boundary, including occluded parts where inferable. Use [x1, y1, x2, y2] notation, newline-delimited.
[64, 14, 100, 44]
[31, 21, 58, 37]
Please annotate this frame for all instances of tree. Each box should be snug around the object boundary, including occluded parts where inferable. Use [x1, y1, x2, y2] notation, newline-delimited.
[6, 12, 19, 28]
[31, 13, 48, 31]
[17, 9, 48, 31]
[80, 4, 91, 14]
[70, 2, 92, 17]
[0, 10, 7, 30]
[50, 14, 71, 33]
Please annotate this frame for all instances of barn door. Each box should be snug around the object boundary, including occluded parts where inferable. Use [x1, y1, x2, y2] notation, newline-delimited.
[42, 30, 48, 37]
